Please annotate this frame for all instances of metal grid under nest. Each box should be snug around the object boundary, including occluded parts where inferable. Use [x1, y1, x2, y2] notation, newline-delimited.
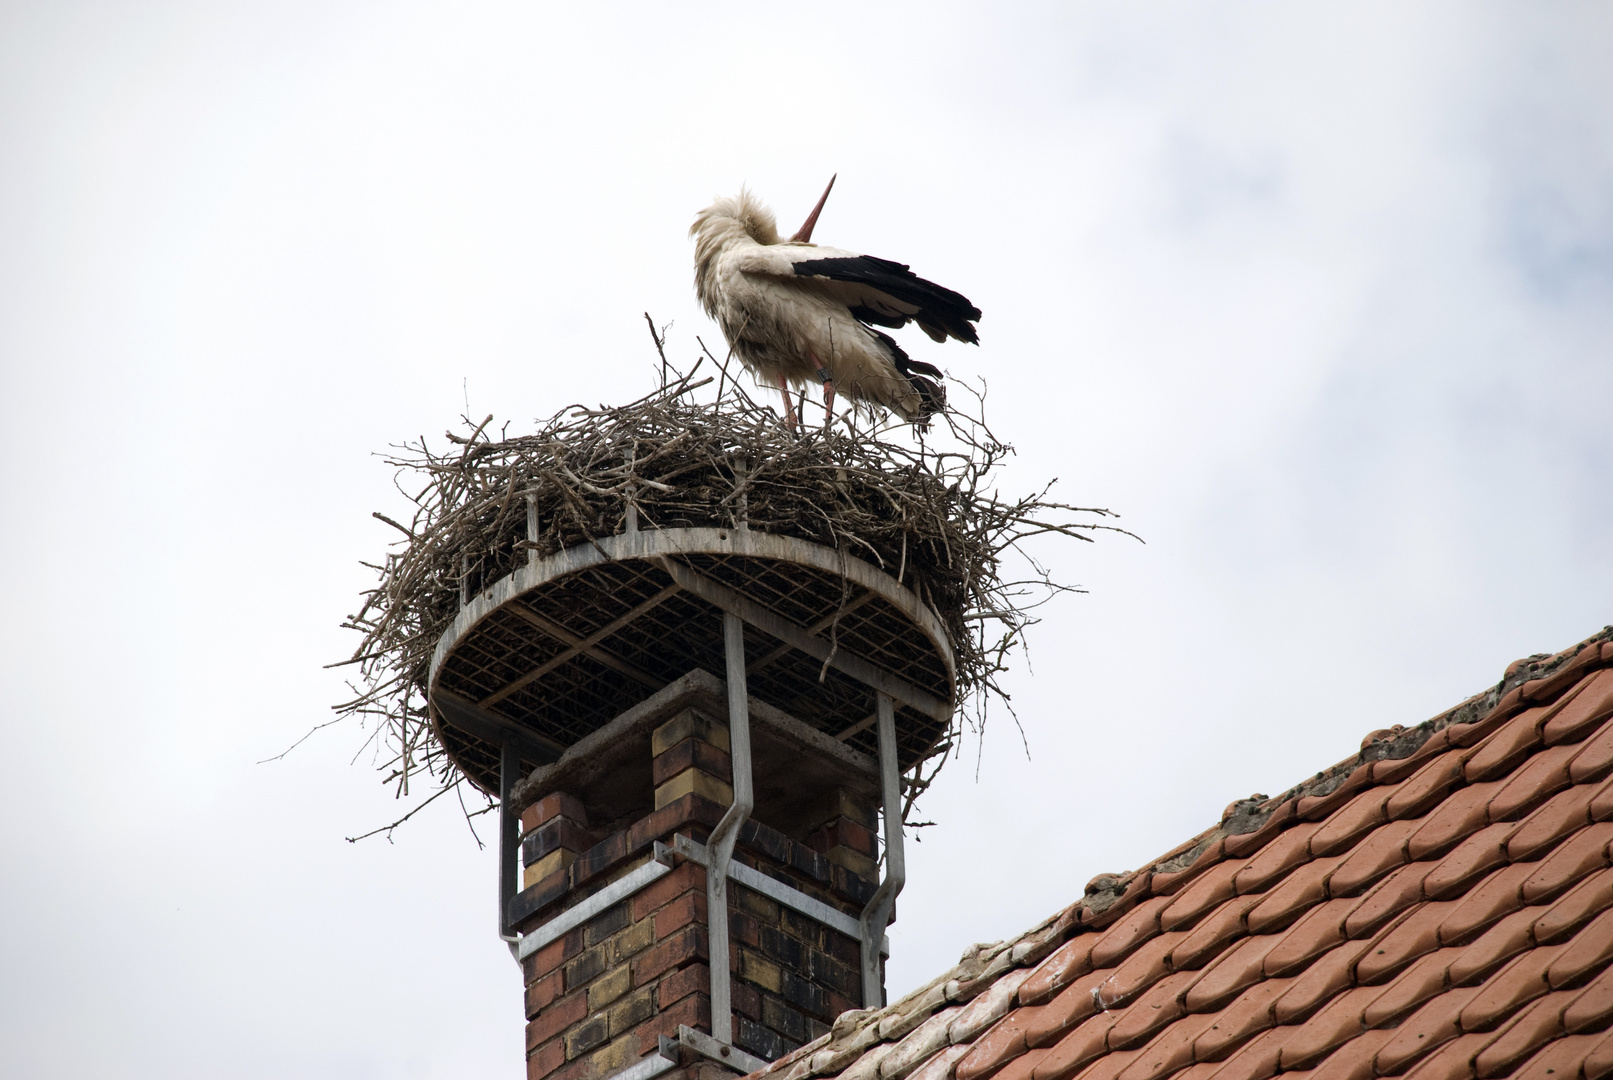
[432, 547, 953, 793]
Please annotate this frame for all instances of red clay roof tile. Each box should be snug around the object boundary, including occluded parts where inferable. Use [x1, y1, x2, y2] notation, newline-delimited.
[1439, 861, 1535, 946]
[1327, 817, 1420, 898]
[1263, 897, 1359, 978]
[1544, 670, 1613, 747]
[1401, 1031, 1488, 1080]
[1302, 1028, 1397, 1080]
[1021, 938, 1098, 1007]
[1245, 855, 1344, 935]
[1372, 984, 1485, 1075]
[1275, 984, 1384, 1070]
[1424, 822, 1516, 901]
[1472, 990, 1573, 1078]
[1189, 978, 1293, 1063]
[1271, 936, 1380, 1025]
[1030, 1012, 1122, 1080]
[1355, 900, 1461, 985]
[1167, 895, 1265, 973]
[1162, 862, 1246, 934]
[1588, 1029, 1613, 1080]
[1533, 867, 1613, 945]
[1546, 908, 1613, 990]
[1110, 1012, 1212, 1080]
[1091, 897, 1172, 970]
[1344, 863, 1435, 939]
[1310, 786, 1398, 859]
[1389, 756, 1471, 822]
[1198, 1025, 1284, 1080]
[1409, 781, 1506, 861]
[1021, 969, 1111, 1050]
[1095, 932, 1188, 1009]
[1105, 970, 1197, 1052]
[1491, 744, 1581, 822]
[1460, 945, 1567, 1030]
[1362, 947, 1462, 1028]
[1448, 906, 1542, 986]
[1233, 821, 1324, 895]
[1463, 709, 1546, 783]
[1183, 936, 1282, 1014]
[1507, 783, 1601, 862]
[1521, 823, 1613, 905]
[752, 633, 1613, 1080]
[1570, 716, 1613, 785]
[1563, 964, 1613, 1034]
[1509, 1031, 1601, 1080]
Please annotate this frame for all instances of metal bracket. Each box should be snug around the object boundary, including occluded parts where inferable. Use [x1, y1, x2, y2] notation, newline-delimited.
[672, 834, 888, 956]
[858, 693, 905, 1007]
[514, 842, 675, 962]
[660, 1024, 770, 1076]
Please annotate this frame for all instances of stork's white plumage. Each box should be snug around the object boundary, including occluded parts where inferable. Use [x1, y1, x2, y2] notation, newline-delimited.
[690, 178, 980, 429]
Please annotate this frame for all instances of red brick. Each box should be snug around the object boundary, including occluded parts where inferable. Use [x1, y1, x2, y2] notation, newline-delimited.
[652, 890, 707, 941]
[527, 970, 564, 1017]
[524, 793, 588, 834]
[526, 928, 585, 981]
[632, 925, 707, 987]
[527, 1036, 566, 1080]
[630, 860, 704, 923]
[624, 792, 725, 854]
[633, 992, 711, 1057]
[527, 991, 588, 1051]
[656, 962, 709, 1008]
[652, 737, 732, 787]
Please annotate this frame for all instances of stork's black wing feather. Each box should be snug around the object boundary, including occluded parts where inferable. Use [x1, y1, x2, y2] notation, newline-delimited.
[791, 255, 982, 345]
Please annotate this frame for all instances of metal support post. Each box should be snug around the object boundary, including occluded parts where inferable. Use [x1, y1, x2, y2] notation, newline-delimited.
[499, 735, 522, 953]
[858, 692, 906, 1008]
[706, 612, 754, 1044]
[525, 493, 540, 569]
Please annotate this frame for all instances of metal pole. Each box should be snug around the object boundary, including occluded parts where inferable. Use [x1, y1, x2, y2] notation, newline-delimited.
[499, 735, 521, 951]
[706, 612, 754, 1044]
[859, 692, 905, 1007]
[525, 493, 540, 570]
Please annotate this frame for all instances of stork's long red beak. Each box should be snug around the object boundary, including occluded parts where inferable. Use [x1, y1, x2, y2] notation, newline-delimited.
[789, 174, 837, 243]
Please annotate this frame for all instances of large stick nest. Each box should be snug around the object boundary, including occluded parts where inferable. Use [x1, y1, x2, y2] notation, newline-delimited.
[332, 352, 1129, 839]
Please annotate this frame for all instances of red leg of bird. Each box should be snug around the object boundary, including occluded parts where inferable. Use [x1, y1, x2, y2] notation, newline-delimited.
[807, 349, 835, 427]
[775, 372, 798, 433]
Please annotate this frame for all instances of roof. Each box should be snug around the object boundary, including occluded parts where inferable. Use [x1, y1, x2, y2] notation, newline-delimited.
[748, 627, 1613, 1080]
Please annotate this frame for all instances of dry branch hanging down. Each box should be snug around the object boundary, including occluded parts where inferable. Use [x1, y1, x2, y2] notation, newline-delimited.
[332, 355, 1131, 837]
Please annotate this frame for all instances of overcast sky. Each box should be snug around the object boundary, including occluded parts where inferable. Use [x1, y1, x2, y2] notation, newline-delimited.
[2, 3, 1610, 1077]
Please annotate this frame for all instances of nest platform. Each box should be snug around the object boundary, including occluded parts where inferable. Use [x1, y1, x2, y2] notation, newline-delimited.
[431, 525, 956, 795]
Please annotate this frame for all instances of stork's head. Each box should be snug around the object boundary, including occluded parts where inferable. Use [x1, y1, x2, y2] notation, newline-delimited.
[689, 189, 781, 249]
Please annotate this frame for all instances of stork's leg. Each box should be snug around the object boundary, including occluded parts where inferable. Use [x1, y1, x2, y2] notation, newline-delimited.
[775, 372, 798, 433]
[809, 350, 836, 428]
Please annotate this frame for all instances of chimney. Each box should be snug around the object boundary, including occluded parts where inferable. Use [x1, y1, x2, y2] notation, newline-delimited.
[428, 528, 951, 1080]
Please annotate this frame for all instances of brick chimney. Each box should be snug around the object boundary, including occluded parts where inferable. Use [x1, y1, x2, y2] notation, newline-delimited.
[509, 666, 897, 1080]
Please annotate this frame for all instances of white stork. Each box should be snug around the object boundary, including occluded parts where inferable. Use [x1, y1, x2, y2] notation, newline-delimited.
[690, 177, 980, 430]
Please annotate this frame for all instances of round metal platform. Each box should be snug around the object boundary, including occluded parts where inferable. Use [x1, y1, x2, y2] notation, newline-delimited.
[428, 527, 958, 794]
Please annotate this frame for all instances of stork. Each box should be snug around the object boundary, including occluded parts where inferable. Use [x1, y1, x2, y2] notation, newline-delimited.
[690, 177, 981, 430]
